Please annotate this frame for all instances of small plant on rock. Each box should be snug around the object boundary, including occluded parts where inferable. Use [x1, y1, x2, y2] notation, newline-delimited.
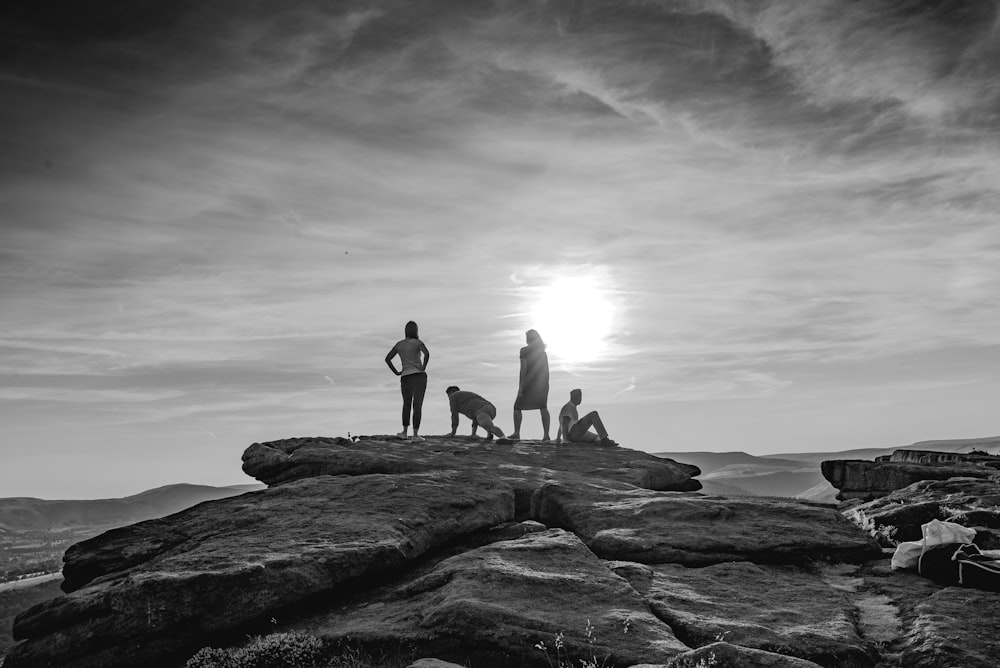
[848, 509, 899, 547]
[534, 619, 612, 668]
[185, 633, 408, 668]
[672, 651, 720, 668]
[939, 505, 969, 523]
[186, 632, 326, 668]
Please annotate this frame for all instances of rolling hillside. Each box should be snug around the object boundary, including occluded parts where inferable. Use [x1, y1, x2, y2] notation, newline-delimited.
[762, 435, 1000, 464]
[655, 436, 999, 502]
[0, 483, 263, 532]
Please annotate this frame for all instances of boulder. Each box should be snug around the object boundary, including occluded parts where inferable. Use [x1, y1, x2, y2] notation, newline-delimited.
[407, 660, 467, 668]
[821, 459, 993, 501]
[291, 529, 688, 667]
[6, 472, 514, 668]
[533, 483, 882, 565]
[612, 561, 875, 666]
[843, 477, 1000, 543]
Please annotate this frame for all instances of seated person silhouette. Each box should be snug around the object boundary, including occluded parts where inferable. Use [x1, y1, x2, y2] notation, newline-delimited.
[557, 388, 617, 446]
[446, 386, 507, 441]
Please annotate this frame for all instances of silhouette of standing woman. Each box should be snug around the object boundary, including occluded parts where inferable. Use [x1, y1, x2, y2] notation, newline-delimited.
[385, 321, 430, 442]
[511, 329, 551, 441]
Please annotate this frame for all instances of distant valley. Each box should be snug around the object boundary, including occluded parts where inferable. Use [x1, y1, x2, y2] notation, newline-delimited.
[0, 483, 264, 534]
[655, 435, 1000, 503]
[0, 482, 265, 657]
[0, 483, 263, 586]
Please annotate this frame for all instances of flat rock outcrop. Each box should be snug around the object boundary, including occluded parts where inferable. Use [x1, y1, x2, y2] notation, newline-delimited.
[242, 435, 701, 513]
[533, 483, 881, 565]
[292, 529, 688, 667]
[843, 477, 1000, 543]
[647, 642, 827, 667]
[821, 458, 994, 501]
[8, 471, 513, 667]
[613, 561, 874, 666]
[881, 448, 1000, 469]
[6, 436, 1000, 668]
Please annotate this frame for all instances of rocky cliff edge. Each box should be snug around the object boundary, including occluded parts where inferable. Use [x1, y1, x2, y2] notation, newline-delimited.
[6, 436, 999, 667]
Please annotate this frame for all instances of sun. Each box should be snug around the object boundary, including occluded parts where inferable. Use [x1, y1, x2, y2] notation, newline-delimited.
[530, 277, 614, 364]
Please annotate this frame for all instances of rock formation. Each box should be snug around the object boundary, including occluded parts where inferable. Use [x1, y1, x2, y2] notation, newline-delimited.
[241, 435, 702, 514]
[5, 436, 1000, 668]
[843, 477, 1000, 544]
[821, 456, 994, 501]
[879, 448, 1000, 469]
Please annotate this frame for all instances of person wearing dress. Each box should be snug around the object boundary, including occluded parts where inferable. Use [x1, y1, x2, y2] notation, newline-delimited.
[385, 320, 429, 442]
[510, 329, 550, 441]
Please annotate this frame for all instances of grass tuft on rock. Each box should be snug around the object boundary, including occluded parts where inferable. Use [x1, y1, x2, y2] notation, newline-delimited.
[185, 632, 412, 668]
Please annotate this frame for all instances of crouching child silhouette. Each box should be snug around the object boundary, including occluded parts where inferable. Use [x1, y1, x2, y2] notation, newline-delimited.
[446, 386, 506, 441]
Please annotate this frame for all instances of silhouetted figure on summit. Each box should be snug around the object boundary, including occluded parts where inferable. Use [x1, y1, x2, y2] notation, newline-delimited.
[557, 388, 618, 447]
[510, 329, 551, 441]
[385, 320, 429, 442]
[446, 386, 506, 441]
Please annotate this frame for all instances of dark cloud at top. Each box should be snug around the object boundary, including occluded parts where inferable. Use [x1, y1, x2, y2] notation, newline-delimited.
[3, 0, 998, 175]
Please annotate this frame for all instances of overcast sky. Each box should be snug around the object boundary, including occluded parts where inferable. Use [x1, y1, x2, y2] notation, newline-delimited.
[2, 0, 999, 498]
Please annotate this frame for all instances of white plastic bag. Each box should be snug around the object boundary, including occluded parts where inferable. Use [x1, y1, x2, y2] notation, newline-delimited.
[890, 519, 976, 570]
[922, 518, 976, 546]
[890, 540, 925, 570]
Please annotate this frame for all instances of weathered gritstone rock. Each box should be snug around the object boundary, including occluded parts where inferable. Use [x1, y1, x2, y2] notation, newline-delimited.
[407, 660, 467, 668]
[883, 448, 1000, 469]
[15, 435, 1000, 668]
[241, 436, 434, 484]
[632, 641, 826, 667]
[899, 586, 1000, 668]
[821, 459, 994, 501]
[612, 561, 875, 667]
[844, 477, 1000, 543]
[292, 529, 688, 668]
[6, 472, 514, 668]
[242, 436, 702, 511]
[533, 483, 881, 565]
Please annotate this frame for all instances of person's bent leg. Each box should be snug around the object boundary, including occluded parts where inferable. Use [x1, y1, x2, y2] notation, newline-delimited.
[579, 411, 609, 440]
[476, 411, 505, 440]
[541, 408, 551, 441]
[567, 421, 599, 443]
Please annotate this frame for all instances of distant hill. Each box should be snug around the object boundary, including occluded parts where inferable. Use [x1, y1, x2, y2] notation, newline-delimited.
[657, 451, 809, 476]
[705, 470, 827, 499]
[654, 451, 823, 499]
[697, 479, 755, 496]
[798, 481, 839, 504]
[0, 483, 264, 532]
[763, 435, 1000, 464]
[656, 436, 999, 500]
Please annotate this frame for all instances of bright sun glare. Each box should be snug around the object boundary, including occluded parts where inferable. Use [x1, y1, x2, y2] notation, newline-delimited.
[530, 277, 614, 364]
